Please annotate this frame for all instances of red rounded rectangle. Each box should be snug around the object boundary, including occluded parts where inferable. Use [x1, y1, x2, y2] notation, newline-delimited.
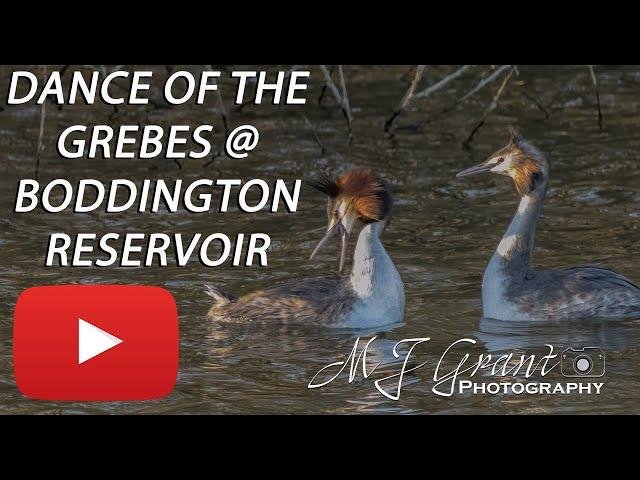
[13, 285, 179, 401]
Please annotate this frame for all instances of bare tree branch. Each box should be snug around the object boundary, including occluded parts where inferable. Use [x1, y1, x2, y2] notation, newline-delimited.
[337, 66, 353, 126]
[414, 65, 472, 100]
[463, 66, 516, 147]
[319, 65, 354, 139]
[588, 65, 603, 131]
[204, 65, 229, 137]
[319, 65, 343, 105]
[318, 66, 335, 106]
[384, 65, 426, 133]
[521, 89, 550, 119]
[302, 114, 326, 156]
[456, 64, 513, 105]
[286, 65, 305, 77]
[35, 65, 47, 179]
[386, 65, 473, 131]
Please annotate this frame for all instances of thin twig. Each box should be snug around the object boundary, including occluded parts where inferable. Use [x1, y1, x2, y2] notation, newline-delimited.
[319, 65, 354, 139]
[201, 65, 225, 169]
[384, 65, 426, 133]
[463, 66, 516, 147]
[545, 70, 587, 116]
[388, 65, 473, 129]
[319, 66, 343, 106]
[337, 66, 353, 127]
[423, 65, 512, 122]
[285, 65, 305, 78]
[302, 114, 326, 155]
[53, 65, 71, 111]
[35, 65, 47, 179]
[456, 64, 512, 105]
[398, 65, 426, 107]
[414, 65, 472, 100]
[204, 65, 229, 136]
[318, 66, 334, 106]
[521, 89, 550, 119]
[588, 65, 603, 131]
[392, 65, 488, 129]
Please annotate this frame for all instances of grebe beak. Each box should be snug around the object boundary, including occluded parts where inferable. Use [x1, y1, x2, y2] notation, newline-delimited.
[456, 161, 492, 177]
[309, 217, 349, 271]
[339, 226, 348, 272]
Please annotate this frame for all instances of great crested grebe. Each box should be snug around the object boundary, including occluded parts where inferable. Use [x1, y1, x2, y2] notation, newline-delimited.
[206, 168, 405, 328]
[457, 128, 640, 321]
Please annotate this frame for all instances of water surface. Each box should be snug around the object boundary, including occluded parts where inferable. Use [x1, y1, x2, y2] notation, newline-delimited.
[1, 65, 639, 414]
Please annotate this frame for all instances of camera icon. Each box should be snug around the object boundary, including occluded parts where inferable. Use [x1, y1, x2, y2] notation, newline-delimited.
[561, 347, 605, 378]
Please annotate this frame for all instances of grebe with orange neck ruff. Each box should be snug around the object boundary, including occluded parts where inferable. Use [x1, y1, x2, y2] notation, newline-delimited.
[206, 168, 405, 328]
[457, 129, 640, 321]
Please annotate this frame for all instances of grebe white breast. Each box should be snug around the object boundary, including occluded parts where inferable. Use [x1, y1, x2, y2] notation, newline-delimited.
[206, 168, 405, 328]
[457, 128, 640, 321]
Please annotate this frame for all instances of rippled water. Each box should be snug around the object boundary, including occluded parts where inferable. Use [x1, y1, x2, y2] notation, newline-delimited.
[1, 65, 639, 414]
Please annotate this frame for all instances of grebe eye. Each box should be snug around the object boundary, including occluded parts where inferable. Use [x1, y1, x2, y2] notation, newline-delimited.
[333, 210, 339, 218]
[497, 157, 505, 164]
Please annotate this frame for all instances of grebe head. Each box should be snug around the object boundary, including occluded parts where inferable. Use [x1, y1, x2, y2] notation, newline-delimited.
[457, 128, 549, 196]
[308, 168, 393, 271]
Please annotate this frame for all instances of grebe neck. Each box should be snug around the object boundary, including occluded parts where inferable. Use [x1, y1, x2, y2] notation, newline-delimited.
[492, 186, 547, 277]
[350, 222, 394, 297]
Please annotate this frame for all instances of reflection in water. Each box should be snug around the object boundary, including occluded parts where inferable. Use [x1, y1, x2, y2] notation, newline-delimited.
[476, 316, 640, 353]
[1, 65, 639, 414]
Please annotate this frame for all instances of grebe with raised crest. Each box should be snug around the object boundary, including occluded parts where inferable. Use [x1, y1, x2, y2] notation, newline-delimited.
[206, 168, 405, 328]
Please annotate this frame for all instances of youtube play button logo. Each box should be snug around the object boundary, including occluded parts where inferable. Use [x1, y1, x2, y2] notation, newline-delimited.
[78, 319, 123, 364]
[13, 285, 179, 401]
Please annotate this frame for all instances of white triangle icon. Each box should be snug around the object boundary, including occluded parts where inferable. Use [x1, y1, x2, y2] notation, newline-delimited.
[78, 318, 123, 364]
